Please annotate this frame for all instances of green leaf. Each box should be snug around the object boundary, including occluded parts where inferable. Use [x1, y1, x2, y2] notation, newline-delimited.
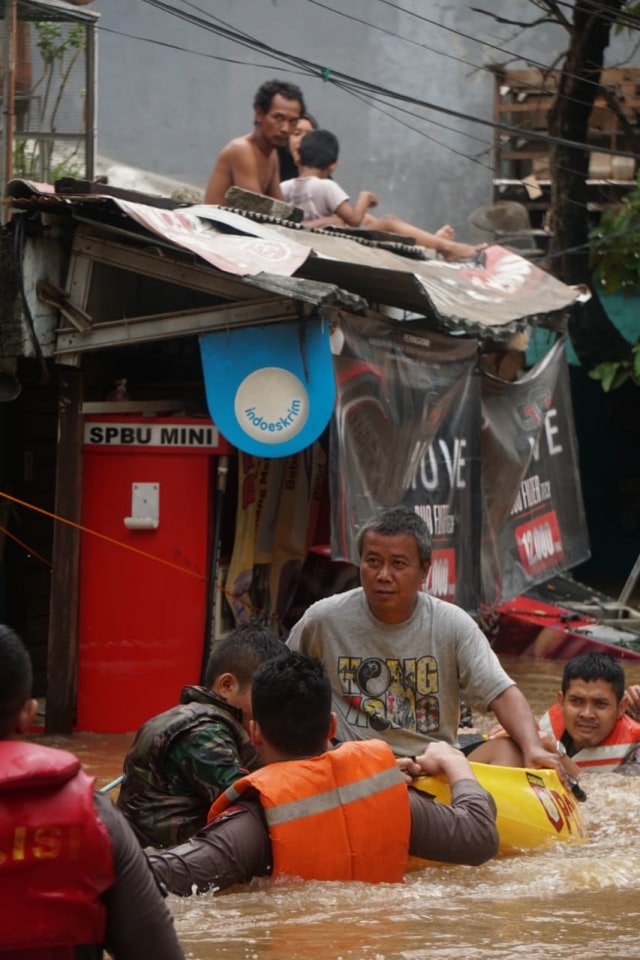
[611, 367, 631, 390]
[601, 365, 619, 391]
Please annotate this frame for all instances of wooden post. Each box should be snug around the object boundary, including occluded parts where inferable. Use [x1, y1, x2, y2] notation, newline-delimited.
[46, 365, 83, 734]
[2, 0, 17, 196]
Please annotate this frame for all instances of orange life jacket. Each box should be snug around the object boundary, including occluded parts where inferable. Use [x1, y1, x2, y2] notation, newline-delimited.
[208, 739, 410, 883]
[0, 741, 116, 959]
[541, 703, 640, 769]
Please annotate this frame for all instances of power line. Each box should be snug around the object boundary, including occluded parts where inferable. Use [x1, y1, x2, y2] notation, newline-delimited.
[334, 84, 495, 170]
[372, 0, 630, 94]
[107, 2, 636, 220]
[140, 0, 640, 162]
[100, 18, 625, 213]
[305, 0, 618, 117]
[97, 24, 298, 72]
[99, 12, 640, 281]
[104, 14, 624, 200]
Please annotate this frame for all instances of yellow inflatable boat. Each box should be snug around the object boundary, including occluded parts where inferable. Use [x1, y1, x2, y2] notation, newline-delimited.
[413, 761, 588, 854]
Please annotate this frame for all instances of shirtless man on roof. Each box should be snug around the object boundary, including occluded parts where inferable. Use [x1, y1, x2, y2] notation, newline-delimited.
[204, 79, 305, 205]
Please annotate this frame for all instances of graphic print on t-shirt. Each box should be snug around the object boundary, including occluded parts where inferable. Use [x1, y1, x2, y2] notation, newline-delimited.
[337, 655, 440, 734]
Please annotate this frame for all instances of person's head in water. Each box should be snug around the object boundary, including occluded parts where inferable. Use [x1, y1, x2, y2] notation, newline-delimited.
[356, 507, 432, 625]
[0, 624, 38, 739]
[250, 651, 334, 760]
[558, 652, 629, 750]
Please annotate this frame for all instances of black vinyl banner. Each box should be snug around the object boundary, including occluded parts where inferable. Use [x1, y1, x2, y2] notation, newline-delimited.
[330, 318, 589, 612]
[329, 313, 481, 611]
[480, 337, 590, 607]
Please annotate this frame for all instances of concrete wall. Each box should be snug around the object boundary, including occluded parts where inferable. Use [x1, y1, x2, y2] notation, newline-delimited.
[96, 1, 639, 239]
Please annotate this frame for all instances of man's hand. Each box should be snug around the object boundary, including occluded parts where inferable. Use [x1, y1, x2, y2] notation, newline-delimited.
[521, 741, 572, 785]
[362, 190, 378, 210]
[480, 725, 582, 793]
[397, 741, 475, 785]
[626, 684, 640, 721]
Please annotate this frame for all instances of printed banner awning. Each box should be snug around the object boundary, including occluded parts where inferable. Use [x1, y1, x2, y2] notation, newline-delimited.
[7, 182, 580, 341]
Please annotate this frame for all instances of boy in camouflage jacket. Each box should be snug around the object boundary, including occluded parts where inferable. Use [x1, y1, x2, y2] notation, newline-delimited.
[117, 624, 282, 848]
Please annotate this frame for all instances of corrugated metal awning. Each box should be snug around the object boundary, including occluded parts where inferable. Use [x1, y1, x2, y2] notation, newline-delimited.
[6, 1, 99, 23]
[7, 183, 578, 341]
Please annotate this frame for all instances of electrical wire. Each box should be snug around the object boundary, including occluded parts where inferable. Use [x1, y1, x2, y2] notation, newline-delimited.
[124, 0, 640, 256]
[140, 0, 639, 161]
[305, 0, 622, 116]
[371, 0, 633, 94]
[102, 15, 633, 207]
[332, 85, 495, 169]
[151, 0, 640, 259]
[114, 1, 640, 205]
[98, 24, 302, 73]
[100, 23, 627, 212]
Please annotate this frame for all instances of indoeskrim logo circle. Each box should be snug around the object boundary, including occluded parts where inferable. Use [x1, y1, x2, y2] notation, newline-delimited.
[234, 367, 310, 444]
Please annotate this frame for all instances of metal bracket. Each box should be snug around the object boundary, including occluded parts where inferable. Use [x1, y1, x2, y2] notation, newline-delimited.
[124, 482, 159, 530]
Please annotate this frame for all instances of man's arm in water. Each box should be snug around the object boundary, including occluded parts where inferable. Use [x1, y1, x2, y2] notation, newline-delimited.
[148, 800, 271, 896]
[400, 742, 499, 866]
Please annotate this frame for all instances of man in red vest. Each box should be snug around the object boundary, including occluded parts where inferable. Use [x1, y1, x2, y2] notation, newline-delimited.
[538, 652, 640, 772]
[148, 651, 498, 895]
[0, 624, 185, 960]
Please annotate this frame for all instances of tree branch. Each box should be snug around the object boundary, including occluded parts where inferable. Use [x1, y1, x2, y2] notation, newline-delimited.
[532, 0, 573, 31]
[469, 8, 559, 29]
[598, 82, 640, 154]
[472, 0, 573, 35]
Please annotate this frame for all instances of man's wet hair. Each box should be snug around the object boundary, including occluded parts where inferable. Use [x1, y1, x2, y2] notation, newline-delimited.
[253, 79, 305, 115]
[298, 129, 339, 169]
[252, 651, 332, 756]
[204, 623, 283, 689]
[562, 652, 626, 701]
[356, 506, 433, 566]
[0, 624, 32, 737]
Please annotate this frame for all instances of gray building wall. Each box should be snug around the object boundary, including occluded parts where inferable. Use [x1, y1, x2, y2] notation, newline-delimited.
[96, 1, 638, 238]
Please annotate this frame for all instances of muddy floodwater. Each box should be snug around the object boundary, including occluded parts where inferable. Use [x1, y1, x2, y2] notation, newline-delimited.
[36, 657, 640, 960]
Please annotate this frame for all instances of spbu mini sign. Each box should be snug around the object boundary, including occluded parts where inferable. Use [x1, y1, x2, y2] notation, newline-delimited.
[199, 318, 335, 457]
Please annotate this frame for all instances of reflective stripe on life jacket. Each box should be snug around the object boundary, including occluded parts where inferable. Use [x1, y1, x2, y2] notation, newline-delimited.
[209, 739, 410, 883]
[540, 703, 640, 769]
[0, 741, 116, 957]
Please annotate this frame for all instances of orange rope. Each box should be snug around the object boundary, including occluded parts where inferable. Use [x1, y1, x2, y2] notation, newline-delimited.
[0, 525, 51, 568]
[0, 490, 205, 581]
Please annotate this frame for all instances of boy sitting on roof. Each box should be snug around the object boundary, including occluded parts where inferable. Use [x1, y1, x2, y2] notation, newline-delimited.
[280, 129, 484, 261]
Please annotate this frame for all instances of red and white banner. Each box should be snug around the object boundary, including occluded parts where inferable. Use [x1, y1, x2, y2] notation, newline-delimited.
[480, 337, 589, 607]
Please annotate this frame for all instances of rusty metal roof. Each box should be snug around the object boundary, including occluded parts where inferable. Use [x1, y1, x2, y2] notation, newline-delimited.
[7, 183, 578, 340]
[8, 0, 99, 22]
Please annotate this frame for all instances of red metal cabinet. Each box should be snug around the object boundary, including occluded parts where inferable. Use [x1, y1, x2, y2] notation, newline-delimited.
[76, 417, 229, 732]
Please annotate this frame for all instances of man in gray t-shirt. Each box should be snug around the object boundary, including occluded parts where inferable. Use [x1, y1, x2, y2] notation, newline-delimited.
[287, 506, 563, 774]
